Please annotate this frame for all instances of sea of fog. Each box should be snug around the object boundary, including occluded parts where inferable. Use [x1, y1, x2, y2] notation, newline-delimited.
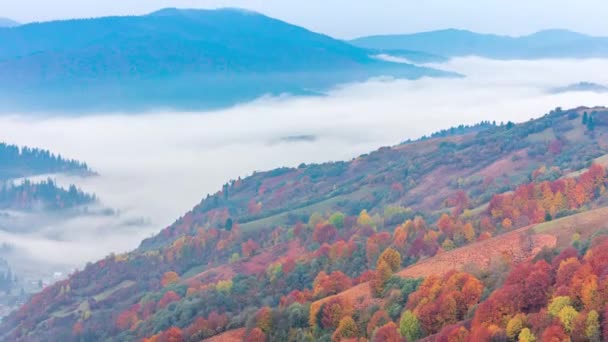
[0, 57, 607, 279]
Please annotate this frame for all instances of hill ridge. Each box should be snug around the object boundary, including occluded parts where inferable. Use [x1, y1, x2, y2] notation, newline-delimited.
[351, 28, 608, 59]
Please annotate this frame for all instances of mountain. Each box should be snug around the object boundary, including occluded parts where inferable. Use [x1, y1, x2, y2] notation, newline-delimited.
[550, 81, 608, 94]
[0, 17, 19, 28]
[0, 8, 451, 113]
[351, 29, 608, 59]
[4, 106, 608, 341]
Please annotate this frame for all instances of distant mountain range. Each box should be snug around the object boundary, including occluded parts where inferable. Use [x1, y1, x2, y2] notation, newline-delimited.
[3, 9, 605, 113]
[0, 8, 450, 113]
[351, 29, 608, 59]
[550, 82, 608, 94]
[0, 17, 19, 28]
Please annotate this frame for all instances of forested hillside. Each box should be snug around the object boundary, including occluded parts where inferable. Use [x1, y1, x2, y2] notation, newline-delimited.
[0, 142, 90, 180]
[0, 142, 94, 212]
[0, 179, 95, 211]
[3, 106, 608, 341]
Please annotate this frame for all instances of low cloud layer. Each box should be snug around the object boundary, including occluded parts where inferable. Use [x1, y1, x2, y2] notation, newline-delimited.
[0, 57, 607, 279]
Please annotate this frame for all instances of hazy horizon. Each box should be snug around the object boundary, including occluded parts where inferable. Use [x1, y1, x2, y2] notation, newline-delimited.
[3, 0, 608, 38]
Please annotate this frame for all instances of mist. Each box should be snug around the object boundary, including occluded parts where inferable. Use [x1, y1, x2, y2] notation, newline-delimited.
[0, 57, 607, 280]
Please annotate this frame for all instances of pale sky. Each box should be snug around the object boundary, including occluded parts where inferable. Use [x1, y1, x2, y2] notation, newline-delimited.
[2, 0, 608, 39]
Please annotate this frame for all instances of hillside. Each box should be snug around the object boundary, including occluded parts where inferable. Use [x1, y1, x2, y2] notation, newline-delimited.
[351, 29, 608, 59]
[4, 106, 608, 341]
[0, 142, 91, 181]
[0, 142, 96, 214]
[0, 8, 451, 113]
[0, 178, 96, 212]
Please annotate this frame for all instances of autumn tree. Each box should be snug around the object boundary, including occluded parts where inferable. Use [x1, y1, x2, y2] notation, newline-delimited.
[548, 297, 571, 316]
[488, 165, 606, 229]
[378, 248, 402, 272]
[518, 328, 536, 342]
[506, 314, 526, 340]
[399, 310, 422, 341]
[185, 317, 209, 340]
[313, 271, 352, 299]
[436, 324, 470, 342]
[541, 325, 568, 342]
[372, 322, 401, 342]
[329, 212, 346, 229]
[586, 310, 601, 342]
[313, 223, 338, 244]
[557, 305, 578, 333]
[308, 212, 324, 229]
[393, 223, 409, 251]
[332, 316, 358, 341]
[408, 272, 484, 334]
[116, 307, 138, 331]
[371, 260, 393, 297]
[256, 307, 273, 334]
[157, 291, 180, 309]
[317, 297, 353, 331]
[358, 209, 374, 227]
[159, 327, 184, 342]
[161, 272, 180, 287]
[367, 310, 391, 337]
[242, 239, 260, 258]
[438, 213, 454, 238]
[245, 328, 267, 342]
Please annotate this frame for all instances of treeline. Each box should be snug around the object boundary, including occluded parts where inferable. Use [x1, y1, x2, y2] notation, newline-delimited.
[0, 178, 96, 211]
[0, 142, 90, 180]
[406, 120, 497, 143]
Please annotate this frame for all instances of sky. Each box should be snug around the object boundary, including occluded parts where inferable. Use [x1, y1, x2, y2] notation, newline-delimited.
[2, 0, 608, 38]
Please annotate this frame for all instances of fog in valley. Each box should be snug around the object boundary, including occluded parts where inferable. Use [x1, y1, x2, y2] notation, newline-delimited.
[0, 57, 607, 282]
